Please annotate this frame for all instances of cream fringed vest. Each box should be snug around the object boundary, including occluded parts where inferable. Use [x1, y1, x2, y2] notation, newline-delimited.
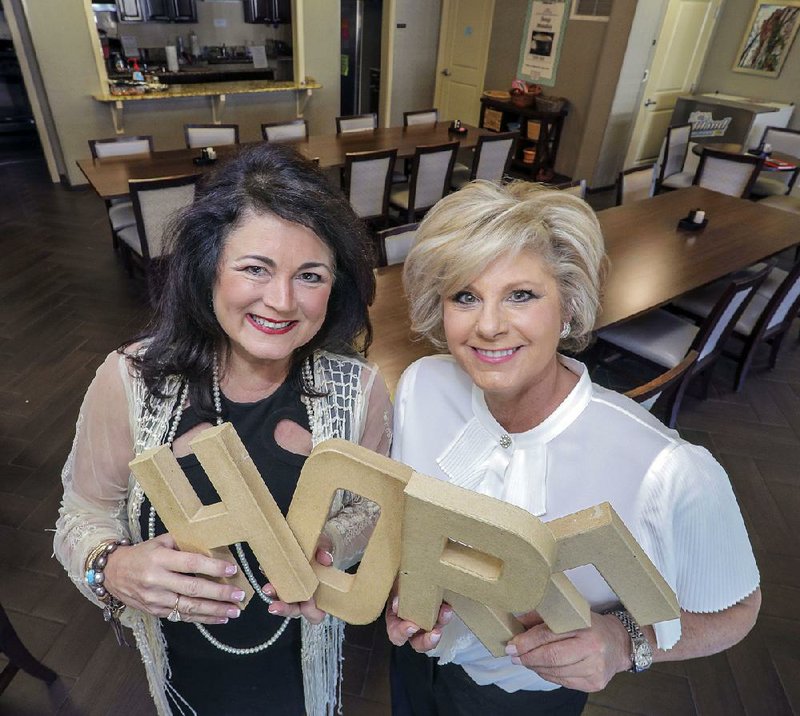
[123, 351, 369, 716]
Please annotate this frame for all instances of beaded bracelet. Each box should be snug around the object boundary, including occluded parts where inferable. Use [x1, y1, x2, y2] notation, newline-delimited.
[85, 538, 131, 647]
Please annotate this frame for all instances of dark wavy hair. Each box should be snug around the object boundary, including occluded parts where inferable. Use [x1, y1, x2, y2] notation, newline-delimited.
[125, 142, 375, 420]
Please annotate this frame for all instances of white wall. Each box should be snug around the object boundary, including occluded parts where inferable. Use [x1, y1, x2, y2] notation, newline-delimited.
[593, 0, 668, 187]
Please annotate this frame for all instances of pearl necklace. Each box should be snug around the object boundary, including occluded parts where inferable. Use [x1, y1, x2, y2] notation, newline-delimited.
[148, 353, 297, 655]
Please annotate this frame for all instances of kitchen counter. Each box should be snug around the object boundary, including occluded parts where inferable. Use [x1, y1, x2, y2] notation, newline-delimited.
[93, 78, 322, 133]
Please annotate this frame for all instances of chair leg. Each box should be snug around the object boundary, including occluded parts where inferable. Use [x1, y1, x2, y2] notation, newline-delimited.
[0, 603, 57, 692]
[664, 377, 690, 429]
[696, 365, 715, 400]
[734, 339, 758, 393]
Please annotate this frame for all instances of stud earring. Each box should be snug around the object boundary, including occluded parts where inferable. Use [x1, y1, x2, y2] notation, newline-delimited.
[560, 321, 571, 339]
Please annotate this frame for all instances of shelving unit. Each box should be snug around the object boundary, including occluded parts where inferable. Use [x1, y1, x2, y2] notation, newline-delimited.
[479, 96, 568, 182]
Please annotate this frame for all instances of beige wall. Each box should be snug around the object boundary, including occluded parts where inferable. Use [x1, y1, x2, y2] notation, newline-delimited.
[485, 0, 637, 180]
[696, 0, 800, 131]
[19, 0, 340, 187]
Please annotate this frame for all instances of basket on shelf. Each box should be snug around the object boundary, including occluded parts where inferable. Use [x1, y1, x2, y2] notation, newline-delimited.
[483, 89, 511, 102]
[510, 92, 537, 108]
[535, 95, 567, 113]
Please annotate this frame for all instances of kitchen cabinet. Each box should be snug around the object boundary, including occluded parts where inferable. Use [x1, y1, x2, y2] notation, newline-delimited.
[116, 0, 145, 22]
[145, 0, 197, 22]
[479, 96, 567, 182]
[243, 0, 292, 25]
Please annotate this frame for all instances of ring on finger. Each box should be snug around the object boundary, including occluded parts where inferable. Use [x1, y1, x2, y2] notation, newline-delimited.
[167, 595, 182, 623]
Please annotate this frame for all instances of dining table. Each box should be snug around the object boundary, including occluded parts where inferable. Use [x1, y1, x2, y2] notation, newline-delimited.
[691, 142, 800, 171]
[76, 122, 491, 201]
[369, 186, 800, 392]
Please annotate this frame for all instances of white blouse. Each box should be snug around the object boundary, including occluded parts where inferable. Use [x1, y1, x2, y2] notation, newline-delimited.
[392, 354, 759, 693]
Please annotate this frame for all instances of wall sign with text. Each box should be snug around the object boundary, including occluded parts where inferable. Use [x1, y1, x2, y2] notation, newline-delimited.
[517, 0, 571, 87]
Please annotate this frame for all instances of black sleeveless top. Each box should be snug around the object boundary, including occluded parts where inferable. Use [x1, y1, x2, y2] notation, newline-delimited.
[139, 380, 310, 715]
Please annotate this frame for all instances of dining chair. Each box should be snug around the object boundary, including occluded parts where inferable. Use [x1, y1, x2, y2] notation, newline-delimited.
[693, 149, 763, 198]
[184, 123, 240, 148]
[624, 349, 699, 413]
[389, 141, 459, 223]
[751, 126, 800, 198]
[759, 194, 800, 216]
[342, 148, 398, 225]
[656, 123, 693, 192]
[117, 173, 200, 298]
[403, 109, 439, 126]
[88, 135, 155, 250]
[374, 222, 419, 267]
[450, 131, 517, 190]
[598, 265, 770, 427]
[616, 164, 656, 205]
[672, 260, 800, 392]
[335, 113, 378, 134]
[261, 119, 308, 143]
[556, 179, 588, 199]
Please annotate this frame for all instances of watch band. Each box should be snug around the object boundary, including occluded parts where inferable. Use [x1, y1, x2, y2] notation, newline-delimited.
[606, 608, 653, 673]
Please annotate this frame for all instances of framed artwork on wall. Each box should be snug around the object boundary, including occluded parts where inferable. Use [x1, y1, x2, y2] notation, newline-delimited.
[733, 1, 800, 77]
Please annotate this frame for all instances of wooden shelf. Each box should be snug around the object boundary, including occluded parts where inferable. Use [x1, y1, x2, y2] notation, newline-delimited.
[479, 97, 567, 182]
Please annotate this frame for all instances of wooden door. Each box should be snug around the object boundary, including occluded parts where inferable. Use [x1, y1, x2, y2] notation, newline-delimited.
[434, 0, 495, 126]
[625, 0, 722, 167]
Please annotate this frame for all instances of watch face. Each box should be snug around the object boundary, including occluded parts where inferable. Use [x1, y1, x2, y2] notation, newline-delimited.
[633, 641, 653, 672]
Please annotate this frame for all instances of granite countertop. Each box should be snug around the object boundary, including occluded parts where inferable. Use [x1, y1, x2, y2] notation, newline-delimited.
[94, 78, 321, 102]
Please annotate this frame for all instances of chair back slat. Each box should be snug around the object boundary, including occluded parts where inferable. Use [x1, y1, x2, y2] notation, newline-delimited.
[375, 223, 419, 266]
[663, 123, 692, 178]
[262, 120, 308, 142]
[762, 126, 800, 156]
[90, 136, 153, 158]
[184, 124, 239, 148]
[473, 133, 516, 182]
[766, 268, 800, 330]
[694, 149, 763, 198]
[130, 175, 199, 259]
[617, 164, 655, 205]
[336, 113, 378, 134]
[404, 109, 439, 126]
[345, 149, 397, 220]
[691, 265, 770, 365]
[411, 143, 459, 210]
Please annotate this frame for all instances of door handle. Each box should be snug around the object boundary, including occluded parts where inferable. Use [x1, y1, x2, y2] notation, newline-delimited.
[644, 99, 656, 107]
[441, 68, 451, 76]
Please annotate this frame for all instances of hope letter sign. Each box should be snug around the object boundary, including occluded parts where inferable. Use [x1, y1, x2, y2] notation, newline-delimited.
[130, 424, 679, 656]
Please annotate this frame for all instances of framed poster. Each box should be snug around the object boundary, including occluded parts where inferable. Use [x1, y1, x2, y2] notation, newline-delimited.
[733, 1, 800, 77]
[517, 0, 571, 87]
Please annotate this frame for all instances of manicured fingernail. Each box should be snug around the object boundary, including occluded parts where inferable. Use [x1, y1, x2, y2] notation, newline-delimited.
[225, 564, 237, 576]
[405, 626, 418, 636]
[511, 656, 521, 665]
[226, 608, 240, 618]
[505, 644, 518, 656]
[268, 604, 279, 614]
[216, 617, 229, 624]
[232, 590, 245, 601]
[391, 596, 399, 614]
[430, 632, 441, 645]
[321, 551, 333, 565]
[440, 608, 453, 624]
[263, 584, 275, 597]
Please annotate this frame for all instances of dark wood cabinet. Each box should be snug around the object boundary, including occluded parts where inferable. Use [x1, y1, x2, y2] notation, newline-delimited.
[243, 0, 292, 24]
[479, 97, 568, 182]
[144, 0, 197, 22]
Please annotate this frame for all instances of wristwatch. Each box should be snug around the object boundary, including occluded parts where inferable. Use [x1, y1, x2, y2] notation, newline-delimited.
[606, 609, 653, 673]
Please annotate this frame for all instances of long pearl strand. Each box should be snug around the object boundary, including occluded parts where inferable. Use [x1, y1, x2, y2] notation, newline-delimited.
[149, 353, 292, 655]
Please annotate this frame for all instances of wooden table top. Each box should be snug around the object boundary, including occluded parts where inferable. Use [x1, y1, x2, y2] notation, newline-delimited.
[691, 142, 799, 168]
[77, 122, 489, 200]
[369, 186, 800, 392]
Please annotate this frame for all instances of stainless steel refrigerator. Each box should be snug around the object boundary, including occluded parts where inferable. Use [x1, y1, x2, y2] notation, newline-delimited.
[340, 0, 383, 117]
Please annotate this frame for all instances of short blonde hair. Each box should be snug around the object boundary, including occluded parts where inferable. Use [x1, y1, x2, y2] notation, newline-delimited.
[403, 180, 608, 353]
